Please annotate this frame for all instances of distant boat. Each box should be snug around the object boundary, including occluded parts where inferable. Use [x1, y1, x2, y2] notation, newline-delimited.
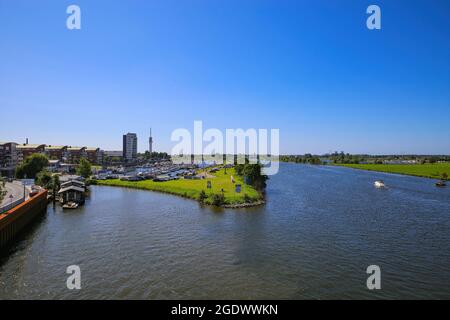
[62, 202, 79, 209]
[374, 180, 386, 188]
[436, 181, 447, 187]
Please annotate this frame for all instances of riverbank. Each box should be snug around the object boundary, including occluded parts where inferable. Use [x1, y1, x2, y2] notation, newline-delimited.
[94, 168, 264, 207]
[335, 163, 450, 180]
[0, 189, 48, 249]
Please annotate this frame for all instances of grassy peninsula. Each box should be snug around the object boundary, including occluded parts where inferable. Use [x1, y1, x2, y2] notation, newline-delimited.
[336, 163, 450, 180]
[94, 168, 263, 207]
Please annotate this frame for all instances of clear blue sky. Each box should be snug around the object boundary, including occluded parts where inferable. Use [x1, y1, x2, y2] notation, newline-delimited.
[1, 0, 449, 154]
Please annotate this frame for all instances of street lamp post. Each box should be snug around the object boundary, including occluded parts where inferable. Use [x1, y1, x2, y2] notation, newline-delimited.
[23, 174, 27, 199]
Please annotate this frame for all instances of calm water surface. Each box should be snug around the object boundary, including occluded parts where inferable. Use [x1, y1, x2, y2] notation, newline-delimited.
[1, 163, 449, 299]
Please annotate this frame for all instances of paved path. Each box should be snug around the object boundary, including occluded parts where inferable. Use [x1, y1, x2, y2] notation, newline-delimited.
[0, 181, 28, 208]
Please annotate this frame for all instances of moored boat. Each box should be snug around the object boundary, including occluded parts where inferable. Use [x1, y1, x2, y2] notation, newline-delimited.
[62, 202, 79, 209]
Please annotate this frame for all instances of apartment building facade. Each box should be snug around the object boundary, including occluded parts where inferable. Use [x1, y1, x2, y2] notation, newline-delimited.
[16, 144, 46, 164]
[0, 142, 18, 177]
[122, 133, 138, 162]
[45, 145, 68, 161]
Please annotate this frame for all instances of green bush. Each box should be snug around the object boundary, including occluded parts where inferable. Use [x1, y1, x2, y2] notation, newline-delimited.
[198, 190, 207, 203]
[211, 193, 225, 206]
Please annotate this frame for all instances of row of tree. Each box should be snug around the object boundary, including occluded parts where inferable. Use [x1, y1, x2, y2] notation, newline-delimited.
[141, 151, 170, 160]
[327, 152, 362, 164]
[280, 154, 323, 165]
[281, 152, 450, 165]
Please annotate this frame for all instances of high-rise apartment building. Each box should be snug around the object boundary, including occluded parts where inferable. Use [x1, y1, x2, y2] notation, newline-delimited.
[123, 133, 138, 162]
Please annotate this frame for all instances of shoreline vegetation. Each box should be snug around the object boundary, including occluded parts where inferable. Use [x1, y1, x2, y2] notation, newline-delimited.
[93, 168, 265, 208]
[334, 163, 450, 180]
[280, 153, 450, 181]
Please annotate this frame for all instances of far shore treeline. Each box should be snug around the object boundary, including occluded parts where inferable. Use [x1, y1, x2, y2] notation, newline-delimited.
[280, 152, 450, 181]
[280, 152, 450, 165]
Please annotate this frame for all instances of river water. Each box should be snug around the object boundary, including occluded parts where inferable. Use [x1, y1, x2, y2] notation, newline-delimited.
[1, 163, 449, 299]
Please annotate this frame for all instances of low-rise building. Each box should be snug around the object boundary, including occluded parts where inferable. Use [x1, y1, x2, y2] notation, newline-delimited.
[65, 147, 87, 164]
[60, 163, 77, 173]
[47, 160, 61, 172]
[86, 147, 102, 165]
[104, 150, 123, 164]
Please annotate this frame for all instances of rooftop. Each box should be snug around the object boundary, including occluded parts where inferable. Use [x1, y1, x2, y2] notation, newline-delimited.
[45, 145, 67, 150]
[16, 144, 45, 149]
[67, 146, 86, 151]
[58, 185, 85, 194]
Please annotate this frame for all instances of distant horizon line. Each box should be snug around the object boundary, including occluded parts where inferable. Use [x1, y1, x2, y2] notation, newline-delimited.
[2, 139, 449, 157]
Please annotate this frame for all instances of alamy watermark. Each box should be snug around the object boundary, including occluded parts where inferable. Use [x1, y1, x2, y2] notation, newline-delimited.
[65, 4, 379, 31]
[66, 265, 81, 290]
[366, 265, 381, 290]
[366, 5, 381, 30]
[66, 5, 81, 30]
[170, 121, 280, 175]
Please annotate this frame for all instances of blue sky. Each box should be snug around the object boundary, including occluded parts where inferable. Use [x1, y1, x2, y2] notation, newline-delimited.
[0, 0, 449, 154]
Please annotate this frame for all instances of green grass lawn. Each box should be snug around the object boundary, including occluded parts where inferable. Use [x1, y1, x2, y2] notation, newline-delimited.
[336, 163, 450, 180]
[95, 168, 262, 206]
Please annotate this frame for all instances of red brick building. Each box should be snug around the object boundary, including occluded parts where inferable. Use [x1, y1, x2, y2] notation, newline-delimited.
[65, 147, 87, 164]
[16, 144, 46, 164]
[86, 147, 102, 165]
[45, 145, 68, 161]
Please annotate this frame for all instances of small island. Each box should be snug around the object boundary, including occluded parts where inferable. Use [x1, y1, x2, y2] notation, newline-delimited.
[93, 166, 265, 208]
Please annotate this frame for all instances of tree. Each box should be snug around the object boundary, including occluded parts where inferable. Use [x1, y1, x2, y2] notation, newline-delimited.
[35, 171, 61, 192]
[77, 158, 92, 178]
[235, 163, 268, 191]
[211, 193, 225, 206]
[35, 171, 52, 188]
[15, 153, 49, 179]
[51, 174, 60, 194]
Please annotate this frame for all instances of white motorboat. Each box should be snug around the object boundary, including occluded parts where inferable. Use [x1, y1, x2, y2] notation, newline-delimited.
[374, 180, 386, 188]
[62, 202, 79, 209]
